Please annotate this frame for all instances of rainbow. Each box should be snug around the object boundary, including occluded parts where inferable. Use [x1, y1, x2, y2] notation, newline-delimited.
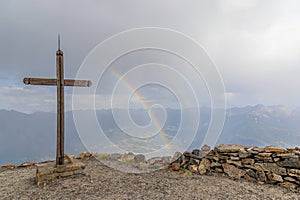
[110, 67, 173, 154]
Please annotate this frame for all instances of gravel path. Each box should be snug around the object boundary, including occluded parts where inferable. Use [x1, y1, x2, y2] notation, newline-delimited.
[0, 158, 299, 200]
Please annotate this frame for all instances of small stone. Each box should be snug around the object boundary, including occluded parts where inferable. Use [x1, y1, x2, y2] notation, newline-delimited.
[277, 158, 300, 169]
[212, 156, 220, 162]
[137, 162, 149, 171]
[171, 152, 182, 163]
[254, 156, 273, 163]
[64, 154, 74, 164]
[201, 144, 211, 152]
[205, 150, 216, 157]
[287, 169, 300, 179]
[246, 148, 259, 155]
[190, 155, 202, 161]
[276, 153, 297, 158]
[171, 163, 180, 171]
[253, 147, 265, 152]
[163, 156, 172, 163]
[147, 157, 163, 166]
[134, 154, 146, 163]
[216, 154, 230, 160]
[245, 169, 256, 178]
[1, 164, 15, 170]
[244, 174, 257, 182]
[200, 158, 211, 170]
[230, 156, 240, 161]
[288, 168, 300, 176]
[254, 163, 287, 176]
[287, 148, 300, 155]
[62, 184, 70, 189]
[66, 163, 80, 171]
[215, 167, 223, 173]
[192, 149, 201, 156]
[121, 152, 135, 163]
[198, 150, 210, 158]
[244, 169, 256, 182]
[284, 177, 299, 184]
[222, 163, 246, 179]
[77, 162, 86, 169]
[76, 152, 93, 159]
[266, 172, 283, 183]
[265, 146, 285, 153]
[210, 162, 222, 168]
[238, 149, 252, 158]
[188, 165, 198, 174]
[228, 153, 239, 157]
[216, 144, 245, 153]
[273, 158, 280, 162]
[189, 158, 200, 165]
[242, 159, 255, 166]
[18, 162, 36, 168]
[258, 153, 272, 157]
[110, 153, 122, 160]
[244, 164, 261, 171]
[279, 181, 298, 191]
[227, 160, 243, 168]
[181, 155, 187, 166]
[183, 151, 192, 157]
[198, 164, 207, 175]
[256, 170, 267, 182]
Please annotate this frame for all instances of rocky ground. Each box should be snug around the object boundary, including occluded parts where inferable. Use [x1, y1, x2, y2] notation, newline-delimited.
[0, 156, 299, 200]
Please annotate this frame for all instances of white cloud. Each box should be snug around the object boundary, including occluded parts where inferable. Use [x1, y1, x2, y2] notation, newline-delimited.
[0, 86, 55, 113]
[1, 0, 300, 110]
[218, 0, 258, 12]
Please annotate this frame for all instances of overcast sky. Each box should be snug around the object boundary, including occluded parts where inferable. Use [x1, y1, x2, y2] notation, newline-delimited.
[1, 0, 300, 113]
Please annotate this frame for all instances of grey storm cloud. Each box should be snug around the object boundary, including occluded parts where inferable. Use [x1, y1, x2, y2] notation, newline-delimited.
[1, 0, 300, 112]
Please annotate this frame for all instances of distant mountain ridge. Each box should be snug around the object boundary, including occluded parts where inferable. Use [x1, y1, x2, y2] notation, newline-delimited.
[0, 105, 299, 166]
[218, 104, 300, 147]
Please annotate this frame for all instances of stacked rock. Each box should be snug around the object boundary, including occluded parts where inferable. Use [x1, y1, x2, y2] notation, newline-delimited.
[171, 144, 300, 192]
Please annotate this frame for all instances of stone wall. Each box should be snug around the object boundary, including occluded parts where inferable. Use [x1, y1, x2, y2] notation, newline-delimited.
[171, 144, 300, 192]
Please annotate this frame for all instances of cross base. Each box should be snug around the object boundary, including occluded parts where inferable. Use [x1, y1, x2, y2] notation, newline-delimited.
[36, 158, 85, 186]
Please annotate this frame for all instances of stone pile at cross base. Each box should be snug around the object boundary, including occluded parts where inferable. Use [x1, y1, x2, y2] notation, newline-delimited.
[171, 144, 300, 192]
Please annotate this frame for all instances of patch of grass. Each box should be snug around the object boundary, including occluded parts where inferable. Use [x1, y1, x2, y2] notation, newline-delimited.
[178, 169, 193, 175]
[96, 153, 110, 159]
[122, 159, 134, 164]
[148, 165, 160, 170]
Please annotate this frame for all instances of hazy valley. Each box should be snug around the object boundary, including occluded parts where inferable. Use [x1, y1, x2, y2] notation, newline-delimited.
[0, 104, 299, 166]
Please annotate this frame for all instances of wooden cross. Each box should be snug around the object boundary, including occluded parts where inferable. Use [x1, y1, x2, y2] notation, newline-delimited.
[23, 36, 91, 165]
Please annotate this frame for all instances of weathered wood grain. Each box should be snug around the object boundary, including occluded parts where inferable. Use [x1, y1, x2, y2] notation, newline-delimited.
[23, 78, 92, 87]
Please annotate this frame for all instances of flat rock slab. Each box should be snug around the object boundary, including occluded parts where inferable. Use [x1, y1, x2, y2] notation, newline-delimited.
[36, 161, 85, 185]
[222, 163, 246, 179]
[254, 163, 287, 176]
[216, 144, 245, 153]
[277, 158, 300, 169]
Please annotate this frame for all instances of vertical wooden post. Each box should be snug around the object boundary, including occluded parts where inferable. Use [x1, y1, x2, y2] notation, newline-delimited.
[24, 36, 91, 168]
[56, 49, 64, 165]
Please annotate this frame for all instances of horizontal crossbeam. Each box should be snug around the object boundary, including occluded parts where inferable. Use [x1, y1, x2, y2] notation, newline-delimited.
[23, 78, 92, 87]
